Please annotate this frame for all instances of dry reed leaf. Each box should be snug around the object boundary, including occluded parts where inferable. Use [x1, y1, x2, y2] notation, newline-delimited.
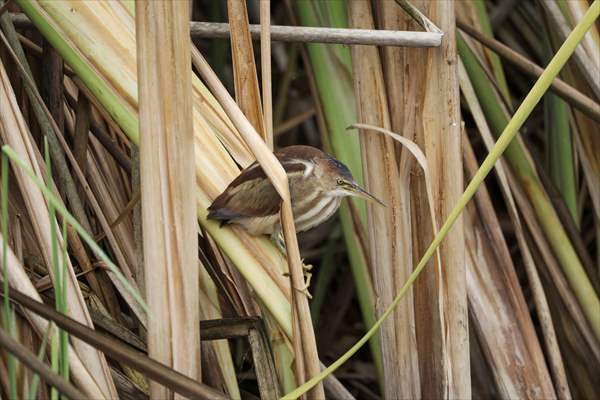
[462, 202, 557, 399]
[0, 57, 116, 398]
[227, 0, 266, 141]
[350, 121, 445, 306]
[135, 2, 200, 399]
[349, 123, 440, 237]
[566, 0, 600, 67]
[540, 0, 600, 99]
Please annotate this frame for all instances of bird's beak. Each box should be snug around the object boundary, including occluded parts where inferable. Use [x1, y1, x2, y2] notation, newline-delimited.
[349, 183, 386, 207]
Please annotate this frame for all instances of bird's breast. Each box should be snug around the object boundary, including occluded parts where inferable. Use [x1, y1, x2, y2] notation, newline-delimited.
[293, 194, 341, 233]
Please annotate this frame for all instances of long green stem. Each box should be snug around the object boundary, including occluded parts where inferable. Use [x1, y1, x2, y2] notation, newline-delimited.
[1, 151, 17, 400]
[46, 140, 60, 400]
[283, 2, 600, 398]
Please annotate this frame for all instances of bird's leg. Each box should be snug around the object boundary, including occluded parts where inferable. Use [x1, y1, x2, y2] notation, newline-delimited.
[270, 230, 287, 255]
[272, 232, 313, 270]
[273, 231, 313, 297]
[295, 272, 313, 299]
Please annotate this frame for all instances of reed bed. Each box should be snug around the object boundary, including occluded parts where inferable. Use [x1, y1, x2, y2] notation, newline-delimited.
[0, 1, 598, 399]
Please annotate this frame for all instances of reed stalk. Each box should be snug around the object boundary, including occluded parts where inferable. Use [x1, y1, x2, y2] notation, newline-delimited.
[135, 2, 200, 398]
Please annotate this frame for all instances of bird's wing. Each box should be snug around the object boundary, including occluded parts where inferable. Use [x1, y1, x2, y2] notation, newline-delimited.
[207, 157, 314, 221]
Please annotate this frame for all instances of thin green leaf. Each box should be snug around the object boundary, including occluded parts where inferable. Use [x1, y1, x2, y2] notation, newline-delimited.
[2, 150, 17, 400]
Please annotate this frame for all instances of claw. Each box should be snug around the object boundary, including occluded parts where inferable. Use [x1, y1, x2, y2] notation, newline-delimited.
[296, 271, 312, 299]
[282, 270, 313, 299]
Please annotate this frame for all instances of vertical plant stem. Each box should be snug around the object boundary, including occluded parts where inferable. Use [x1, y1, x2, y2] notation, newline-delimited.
[260, 0, 273, 149]
[135, 1, 200, 399]
[46, 140, 60, 400]
[541, 16, 578, 224]
[41, 41, 64, 133]
[420, 2, 469, 397]
[1, 150, 17, 400]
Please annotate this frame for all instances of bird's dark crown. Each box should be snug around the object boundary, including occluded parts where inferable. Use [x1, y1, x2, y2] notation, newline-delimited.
[325, 157, 354, 181]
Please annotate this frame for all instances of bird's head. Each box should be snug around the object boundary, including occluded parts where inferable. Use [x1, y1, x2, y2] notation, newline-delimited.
[317, 156, 385, 206]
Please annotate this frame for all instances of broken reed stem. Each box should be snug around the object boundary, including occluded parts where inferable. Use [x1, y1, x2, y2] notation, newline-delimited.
[192, 22, 442, 47]
[135, 2, 200, 399]
[9, 13, 442, 47]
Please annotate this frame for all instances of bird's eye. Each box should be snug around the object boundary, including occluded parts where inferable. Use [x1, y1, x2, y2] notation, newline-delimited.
[336, 178, 344, 185]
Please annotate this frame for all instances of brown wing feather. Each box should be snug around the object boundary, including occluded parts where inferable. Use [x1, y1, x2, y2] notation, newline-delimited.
[207, 146, 317, 222]
[207, 175, 281, 221]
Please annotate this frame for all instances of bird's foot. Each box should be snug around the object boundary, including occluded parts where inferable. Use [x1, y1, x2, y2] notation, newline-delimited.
[296, 271, 313, 299]
[271, 233, 312, 270]
[282, 270, 313, 299]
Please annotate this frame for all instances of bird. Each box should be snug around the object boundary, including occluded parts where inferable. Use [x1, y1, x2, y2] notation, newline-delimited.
[207, 145, 384, 241]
